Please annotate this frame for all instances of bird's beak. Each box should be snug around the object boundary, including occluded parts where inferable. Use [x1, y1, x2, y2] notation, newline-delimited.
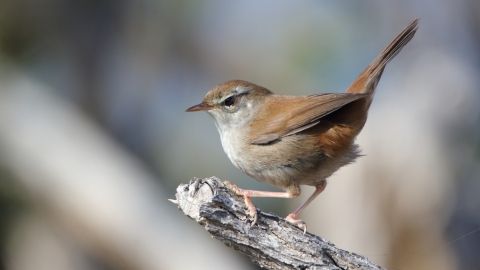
[185, 102, 213, 112]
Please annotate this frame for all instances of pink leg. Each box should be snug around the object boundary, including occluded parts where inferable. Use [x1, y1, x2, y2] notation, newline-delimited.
[286, 180, 327, 234]
[225, 181, 299, 225]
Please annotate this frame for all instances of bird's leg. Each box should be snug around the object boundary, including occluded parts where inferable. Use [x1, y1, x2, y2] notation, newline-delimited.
[225, 181, 300, 226]
[285, 180, 327, 234]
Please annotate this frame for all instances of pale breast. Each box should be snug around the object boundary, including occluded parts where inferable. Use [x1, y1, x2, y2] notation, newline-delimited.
[219, 128, 247, 170]
[219, 127, 360, 190]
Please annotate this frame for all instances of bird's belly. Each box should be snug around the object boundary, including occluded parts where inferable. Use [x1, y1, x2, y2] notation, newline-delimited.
[220, 130, 361, 190]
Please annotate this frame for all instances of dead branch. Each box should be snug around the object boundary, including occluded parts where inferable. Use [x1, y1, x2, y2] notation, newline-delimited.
[170, 177, 385, 270]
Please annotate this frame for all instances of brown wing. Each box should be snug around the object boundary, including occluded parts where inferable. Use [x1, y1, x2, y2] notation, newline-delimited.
[250, 93, 369, 144]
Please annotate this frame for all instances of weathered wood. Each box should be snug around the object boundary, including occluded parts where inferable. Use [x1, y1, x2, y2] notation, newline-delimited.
[170, 177, 385, 270]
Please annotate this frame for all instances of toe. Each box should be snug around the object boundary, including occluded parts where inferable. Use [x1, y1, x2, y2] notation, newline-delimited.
[285, 215, 307, 235]
[251, 212, 258, 226]
[224, 181, 244, 196]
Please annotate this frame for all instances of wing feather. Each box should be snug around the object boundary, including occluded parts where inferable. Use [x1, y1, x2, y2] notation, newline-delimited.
[250, 93, 368, 144]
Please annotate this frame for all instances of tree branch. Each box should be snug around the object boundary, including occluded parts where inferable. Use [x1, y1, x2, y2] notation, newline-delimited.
[170, 177, 385, 270]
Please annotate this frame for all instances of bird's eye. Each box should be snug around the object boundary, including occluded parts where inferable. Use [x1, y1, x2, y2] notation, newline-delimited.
[224, 96, 235, 107]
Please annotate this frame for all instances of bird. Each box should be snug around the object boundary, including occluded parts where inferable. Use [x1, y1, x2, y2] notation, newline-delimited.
[186, 19, 419, 233]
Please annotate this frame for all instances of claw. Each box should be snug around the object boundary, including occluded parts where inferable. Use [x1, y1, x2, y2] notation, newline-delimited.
[285, 214, 307, 235]
[224, 181, 258, 225]
[251, 212, 258, 226]
[245, 196, 258, 226]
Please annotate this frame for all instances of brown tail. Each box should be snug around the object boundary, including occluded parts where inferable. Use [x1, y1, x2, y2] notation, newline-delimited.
[346, 19, 419, 95]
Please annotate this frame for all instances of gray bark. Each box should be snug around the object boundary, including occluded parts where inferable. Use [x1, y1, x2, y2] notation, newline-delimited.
[170, 177, 385, 270]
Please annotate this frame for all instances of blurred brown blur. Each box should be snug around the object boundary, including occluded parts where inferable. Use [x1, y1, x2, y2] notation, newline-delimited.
[0, 1, 479, 269]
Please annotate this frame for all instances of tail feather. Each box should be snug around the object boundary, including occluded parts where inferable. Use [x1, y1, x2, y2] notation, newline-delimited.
[346, 19, 419, 95]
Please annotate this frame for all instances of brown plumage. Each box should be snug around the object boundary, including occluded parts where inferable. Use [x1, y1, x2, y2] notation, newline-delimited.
[186, 19, 419, 232]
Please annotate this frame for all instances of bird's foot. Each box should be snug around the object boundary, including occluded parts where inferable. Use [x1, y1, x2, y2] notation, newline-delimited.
[285, 213, 307, 235]
[224, 181, 258, 225]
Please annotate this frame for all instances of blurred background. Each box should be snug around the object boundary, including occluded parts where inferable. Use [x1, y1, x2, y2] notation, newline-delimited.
[0, 1, 479, 269]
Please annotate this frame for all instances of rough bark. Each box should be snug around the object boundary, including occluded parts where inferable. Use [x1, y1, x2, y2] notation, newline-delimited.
[170, 177, 385, 270]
